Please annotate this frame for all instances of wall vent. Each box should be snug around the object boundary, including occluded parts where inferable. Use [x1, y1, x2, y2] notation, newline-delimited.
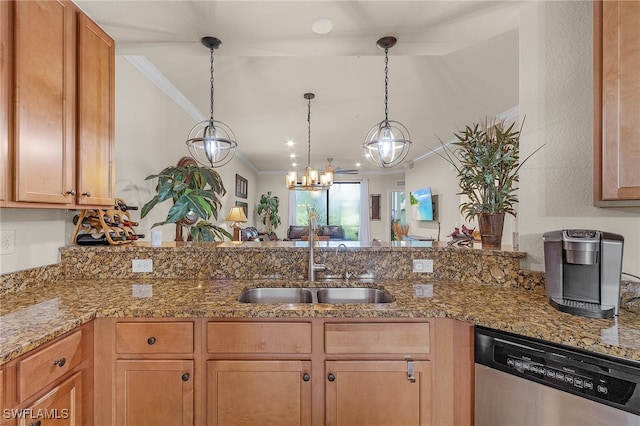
[396, 180, 405, 187]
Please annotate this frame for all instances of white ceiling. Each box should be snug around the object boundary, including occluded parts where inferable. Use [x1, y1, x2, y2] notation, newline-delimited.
[74, 0, 522, 174]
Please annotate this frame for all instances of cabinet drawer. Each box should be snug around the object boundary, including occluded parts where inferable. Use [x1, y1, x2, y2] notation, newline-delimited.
[116, 322, 194, 354]
[208, 322, 312, 354]
[17, 330, 83, 402]
[325, 323, 430, 354]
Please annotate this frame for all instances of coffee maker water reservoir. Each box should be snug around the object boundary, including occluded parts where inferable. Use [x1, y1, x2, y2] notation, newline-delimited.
[543, 230, 624, 318]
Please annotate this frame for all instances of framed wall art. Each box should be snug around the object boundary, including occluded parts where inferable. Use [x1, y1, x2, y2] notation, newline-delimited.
[235, 174, 248, 199]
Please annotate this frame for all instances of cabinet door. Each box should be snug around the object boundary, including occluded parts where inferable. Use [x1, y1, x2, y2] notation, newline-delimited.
[116, 360, 194, 426]
[18, 371, 82, 426]
[0, 0, 9, 204]
[76, 12, 114, 206]
[13, 0, 76, 204]
[207, 360, 312, 426]
[597, 1, 640, 201]
[325, 361, 431, 426]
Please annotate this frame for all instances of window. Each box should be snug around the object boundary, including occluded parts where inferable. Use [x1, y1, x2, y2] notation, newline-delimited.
[294, 182, 361, 240]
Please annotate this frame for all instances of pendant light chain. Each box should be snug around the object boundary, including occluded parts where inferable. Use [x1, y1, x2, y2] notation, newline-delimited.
[209, 46, 215, 121]
[384, 45, 389, 123]
[307, 95, 312, 168]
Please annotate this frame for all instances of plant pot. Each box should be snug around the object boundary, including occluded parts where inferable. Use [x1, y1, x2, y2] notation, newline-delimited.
[478, 213, 505, 248]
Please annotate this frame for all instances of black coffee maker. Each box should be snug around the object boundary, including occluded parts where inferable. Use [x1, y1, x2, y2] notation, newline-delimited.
[543, 229, 624, 318]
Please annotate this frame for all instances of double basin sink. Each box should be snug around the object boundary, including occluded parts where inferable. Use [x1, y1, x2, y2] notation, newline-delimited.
[238, 287, 393, 304]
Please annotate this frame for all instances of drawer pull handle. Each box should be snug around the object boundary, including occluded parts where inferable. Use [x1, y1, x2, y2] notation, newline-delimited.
[65, 190, 76, 196]
[303, 373, 310, 382]
[182, 373, 190, 382]
[147, 337, 156, 345]
[29, 421, 42, 426]
[82, 191, 91, 197]
[328, 373, 336, 382]
[53, 357, 66, 367]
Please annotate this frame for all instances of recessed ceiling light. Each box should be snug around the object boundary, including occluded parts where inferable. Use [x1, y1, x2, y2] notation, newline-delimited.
[287, 140, 294, 147]
[312, 18, 333, 35]
[355, 162, 361, 167]
[292, 162, 297, 167]
[289, 153, 296, 159]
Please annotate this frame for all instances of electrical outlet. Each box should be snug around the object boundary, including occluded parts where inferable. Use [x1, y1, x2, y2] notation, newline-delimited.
[132, 259, 153, 273]
[1, 230, 15, 255]
[412, 259, 433, 273]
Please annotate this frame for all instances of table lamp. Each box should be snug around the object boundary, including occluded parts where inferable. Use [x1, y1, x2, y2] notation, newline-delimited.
[226, 206, 248, 241]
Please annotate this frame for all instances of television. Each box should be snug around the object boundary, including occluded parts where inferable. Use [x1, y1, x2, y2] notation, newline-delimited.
[410, 188, 436, 221]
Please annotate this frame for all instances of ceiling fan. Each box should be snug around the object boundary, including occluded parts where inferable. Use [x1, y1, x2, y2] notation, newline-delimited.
[328, 158, 358, 175]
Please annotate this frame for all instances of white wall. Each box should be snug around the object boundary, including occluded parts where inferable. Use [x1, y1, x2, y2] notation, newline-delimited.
[518, 1, 639, 276]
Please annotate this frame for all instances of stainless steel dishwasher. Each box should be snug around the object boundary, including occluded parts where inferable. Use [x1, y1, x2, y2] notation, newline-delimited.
[475, 326, 640, 425]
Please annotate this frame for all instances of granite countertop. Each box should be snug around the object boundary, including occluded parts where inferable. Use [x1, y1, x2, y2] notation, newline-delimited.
[2, 277, 640, 365]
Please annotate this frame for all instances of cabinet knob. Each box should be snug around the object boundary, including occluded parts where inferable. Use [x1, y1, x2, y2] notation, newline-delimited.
[328, 373, 335, 382]
[29, 421, 42, 426]
[65, 190, 76, 196]
[53, 357, 66, 367]
[182, 373, 190, 382]
[147, 337, 156, 345]
[81, 191, 91, 197]
[303, 373, 310, 382]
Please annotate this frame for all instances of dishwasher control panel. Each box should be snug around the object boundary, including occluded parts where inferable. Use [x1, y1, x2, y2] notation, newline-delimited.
[475, 326, 640, 416]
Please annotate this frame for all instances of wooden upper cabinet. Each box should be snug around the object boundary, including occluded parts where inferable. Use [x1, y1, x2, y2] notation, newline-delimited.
[594, 0, 640, 205]
[13, 0, 76, 204]
[77, 12, 114, 206]
[1, 1, 10, 204]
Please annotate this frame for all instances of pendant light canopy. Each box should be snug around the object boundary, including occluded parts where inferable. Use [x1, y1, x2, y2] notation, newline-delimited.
[286, 93, 334, 191]
[186, 36, 237, 168]
[363, 36, 411, 168]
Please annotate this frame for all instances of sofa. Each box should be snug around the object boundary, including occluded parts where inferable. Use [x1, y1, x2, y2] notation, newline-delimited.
[285, 225, 346, 241]
[239, 227, 277, 242]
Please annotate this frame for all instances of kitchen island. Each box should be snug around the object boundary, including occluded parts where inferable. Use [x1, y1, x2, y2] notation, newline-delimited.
[1, 242, 639, 425]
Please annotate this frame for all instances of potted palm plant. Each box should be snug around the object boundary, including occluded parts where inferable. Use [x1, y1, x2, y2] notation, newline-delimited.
[140, 157, 231, 242]
[256, 191, 281, 238]
[436, 118, 542, 248]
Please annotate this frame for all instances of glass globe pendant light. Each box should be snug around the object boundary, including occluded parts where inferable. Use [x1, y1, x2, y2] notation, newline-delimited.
[363, 36, 411, 168]
[186, 36, 237, 168]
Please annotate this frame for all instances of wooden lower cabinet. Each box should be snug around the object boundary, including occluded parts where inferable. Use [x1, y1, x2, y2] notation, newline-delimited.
[207, 360, 312, 426]
[18, 371, 82, 426]
[115, 360, 194, 426]
[325, 361, 431, 426]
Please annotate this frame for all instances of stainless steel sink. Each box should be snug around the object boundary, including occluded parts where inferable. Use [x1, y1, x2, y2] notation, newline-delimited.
[316, 287, 393, 304]
[237, 287, 393, 304]
[237, 288, 313, 304]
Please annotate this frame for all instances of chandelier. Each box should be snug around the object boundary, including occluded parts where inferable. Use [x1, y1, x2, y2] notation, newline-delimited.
[363, 36, 411, 168]
[286, 93, 334, 190]
[186, 36, 237, 168]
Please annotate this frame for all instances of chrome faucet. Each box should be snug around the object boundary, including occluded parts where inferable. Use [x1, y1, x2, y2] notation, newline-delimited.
[336, 243, 351, 280]
[308, 216, 326, 281]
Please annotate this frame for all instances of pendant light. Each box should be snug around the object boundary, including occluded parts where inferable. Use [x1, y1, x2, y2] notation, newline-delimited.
[286, 93, 334, 190]
[363, 36, 411, 168]
[186, 36, 237, 168]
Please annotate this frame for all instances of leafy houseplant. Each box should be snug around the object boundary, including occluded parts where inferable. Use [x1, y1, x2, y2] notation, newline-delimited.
[256, 191, 281, 236]
[436, 118, 543, 247]
[140, 158, 231, 242]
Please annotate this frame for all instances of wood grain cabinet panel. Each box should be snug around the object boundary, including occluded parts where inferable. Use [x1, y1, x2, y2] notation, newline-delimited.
[595, 0, 640, 204]
[325, 322, 430, 354]
[18, 371, 82, 426]
[116, 359, 194, 426]
[207, 360, 312, 426]
[207, 322, 311, 354]
[325, 360, 431, 426]
[76, 12, 114, 206]
[0, 1, 10, 205]
[115, 321, 194, 354]
[17, 330, 83, 403]
[13, 0, 76, 204]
